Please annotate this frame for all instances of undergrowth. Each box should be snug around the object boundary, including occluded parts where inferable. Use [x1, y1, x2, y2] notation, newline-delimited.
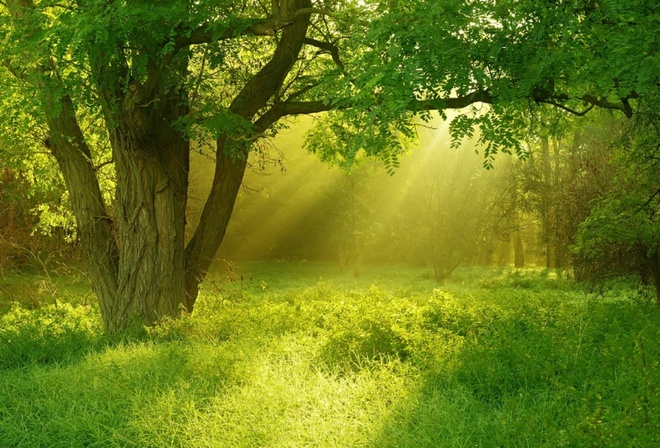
[0, 264, 658, 447]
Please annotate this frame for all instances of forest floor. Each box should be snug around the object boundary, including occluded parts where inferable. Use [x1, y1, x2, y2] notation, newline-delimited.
[0, 263, 659, 447]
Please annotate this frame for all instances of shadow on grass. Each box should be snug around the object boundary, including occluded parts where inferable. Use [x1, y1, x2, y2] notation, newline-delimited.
[367, 297, 660, 448]
[0, 335, 262, 447]
[0, 302, 109, 370]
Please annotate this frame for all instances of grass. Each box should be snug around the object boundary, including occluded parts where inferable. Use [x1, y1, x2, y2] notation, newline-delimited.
[0, 263, 659, 447]
[0, 268, 91, 313]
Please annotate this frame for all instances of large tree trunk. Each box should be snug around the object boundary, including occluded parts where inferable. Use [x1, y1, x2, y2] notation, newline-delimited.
[106, 87, 190, 332]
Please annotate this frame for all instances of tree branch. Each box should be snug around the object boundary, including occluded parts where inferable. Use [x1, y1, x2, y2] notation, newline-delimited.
[255, 100, 328, 131]
[303, 37, 344, 69]
[2, 59, 27, 83]
[539, 100, 595, 116]
[174, 7, 332, 50]
[536, 90, 637, 118]
[579, 94, 636, 118]
[255, 89, 495, 131]
[94, 157, 114, 172]
[411, 90, 494, 111]
[632, 188, 660, 217]
[283, 82, 320, 102]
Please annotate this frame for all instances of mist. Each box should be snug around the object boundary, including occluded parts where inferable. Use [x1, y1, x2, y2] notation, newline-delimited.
[187, 114, 541, 275]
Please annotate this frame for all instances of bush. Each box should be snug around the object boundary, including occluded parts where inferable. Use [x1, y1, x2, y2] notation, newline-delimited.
[0, 302, 104, 369]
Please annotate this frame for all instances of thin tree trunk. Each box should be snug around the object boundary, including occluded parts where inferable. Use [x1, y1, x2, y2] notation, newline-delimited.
[546, 241, 558, 269]
[184, 139, 248, 310]
[551, 138, 564, 268]
[541, 137, 559, 269]
[513, 231, 525, 267]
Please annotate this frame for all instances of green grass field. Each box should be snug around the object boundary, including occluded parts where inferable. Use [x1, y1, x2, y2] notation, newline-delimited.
[1, 263, 659, 447]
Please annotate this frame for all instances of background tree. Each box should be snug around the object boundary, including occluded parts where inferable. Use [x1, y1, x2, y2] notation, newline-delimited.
[0, 130, 73, 274]
[426, 154, 485, 280]
[324, 162, 381, 276]
[515, 114, 621, 270]
[576, 98, 660, 301]
[0, 168, 62, 273]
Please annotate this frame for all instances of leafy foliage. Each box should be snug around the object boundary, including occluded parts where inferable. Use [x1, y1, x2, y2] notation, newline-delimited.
[312, 0, 659, 164]
[0, 166, 75, 272]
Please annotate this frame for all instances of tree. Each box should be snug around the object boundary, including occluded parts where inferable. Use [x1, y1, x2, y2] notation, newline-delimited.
[509, 112, 623, 271]
[1, 0, 361, 333]
[1, 0, 657, 332]
[323, 161, 382, 276]
[576, 99, 660, 302]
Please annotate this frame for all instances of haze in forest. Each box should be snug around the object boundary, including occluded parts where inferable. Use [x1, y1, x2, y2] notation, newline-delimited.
[187, 114, 539, 273]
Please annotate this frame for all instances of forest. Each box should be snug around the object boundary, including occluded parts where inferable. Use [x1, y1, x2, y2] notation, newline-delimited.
[0, 0, 659, 446]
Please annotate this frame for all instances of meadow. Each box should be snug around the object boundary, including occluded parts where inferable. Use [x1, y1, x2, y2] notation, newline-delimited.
[0, 263, 658, 447]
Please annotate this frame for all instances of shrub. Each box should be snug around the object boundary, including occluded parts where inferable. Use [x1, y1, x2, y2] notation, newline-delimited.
[0, 302, 104, 369]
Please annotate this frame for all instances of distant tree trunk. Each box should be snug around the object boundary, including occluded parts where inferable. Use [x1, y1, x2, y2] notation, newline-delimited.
[351, 182, 362, 278]
[433, 259, 462, 281]
[649, 252, 660, 305]
[432, 244, 463, 280]
[541, 137, 560, 269]
[353, 251, 362, 277]
[546, 241, 559, 269]
[338, 236, 350, 272]
[551, 138, 564, 267]
[513, 231, 525, 267]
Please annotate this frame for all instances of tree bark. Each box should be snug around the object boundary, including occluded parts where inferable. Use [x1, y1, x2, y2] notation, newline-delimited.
[541, 137, 560, 269]
[45, 96, 119, 329]
[107, 89, 190, 332]
[5, 0, 120, 326]
[184, 138, 248, 310]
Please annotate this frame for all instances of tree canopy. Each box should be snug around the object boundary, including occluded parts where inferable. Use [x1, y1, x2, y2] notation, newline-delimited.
[309, 0, 658, 165]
